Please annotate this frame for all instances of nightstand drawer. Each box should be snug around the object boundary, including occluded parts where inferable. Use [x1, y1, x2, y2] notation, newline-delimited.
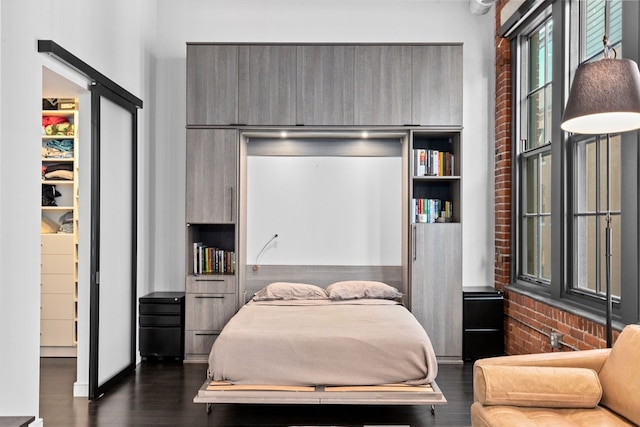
[186, 275, 235, 294]
[185, 293, 237, 331]
[185, 331, 218, 356]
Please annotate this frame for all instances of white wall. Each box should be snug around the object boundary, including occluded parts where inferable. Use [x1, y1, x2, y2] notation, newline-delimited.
[0, 0, 495, 421]
[0, 0, 156, 420]
[152, 0, 496, 290]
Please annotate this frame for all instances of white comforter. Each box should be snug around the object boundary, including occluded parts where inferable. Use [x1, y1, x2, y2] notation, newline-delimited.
[209, 299, 438, 386]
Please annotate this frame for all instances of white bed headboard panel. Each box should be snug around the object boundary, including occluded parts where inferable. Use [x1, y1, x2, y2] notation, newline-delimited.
[246, 137, 403, 267]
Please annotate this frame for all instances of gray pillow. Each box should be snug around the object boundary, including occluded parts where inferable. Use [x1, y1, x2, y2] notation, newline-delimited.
[253, 282, 329, 301]
[326, 280, 402, 301]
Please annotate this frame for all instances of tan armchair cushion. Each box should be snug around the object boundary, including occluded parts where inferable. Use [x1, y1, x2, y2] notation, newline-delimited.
[474, 365, 602, 408]
[598, 324, 640, 425]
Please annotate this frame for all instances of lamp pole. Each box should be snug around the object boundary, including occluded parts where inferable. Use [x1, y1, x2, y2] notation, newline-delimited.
[605, 133, 613, 348]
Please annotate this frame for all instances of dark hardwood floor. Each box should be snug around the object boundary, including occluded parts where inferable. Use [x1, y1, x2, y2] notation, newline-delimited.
[40, 358, 474, 427]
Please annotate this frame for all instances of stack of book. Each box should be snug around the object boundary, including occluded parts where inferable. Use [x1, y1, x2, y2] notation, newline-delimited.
[413, 149, 455, 176]
[412, 198, 453, 223]
[193, 242, 236, 274]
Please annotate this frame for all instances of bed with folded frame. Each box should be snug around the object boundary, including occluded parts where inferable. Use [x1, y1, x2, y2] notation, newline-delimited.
[193, 281, 446, 411]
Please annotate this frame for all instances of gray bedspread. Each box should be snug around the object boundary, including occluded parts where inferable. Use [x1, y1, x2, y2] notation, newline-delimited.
[209, 299, 438, 386]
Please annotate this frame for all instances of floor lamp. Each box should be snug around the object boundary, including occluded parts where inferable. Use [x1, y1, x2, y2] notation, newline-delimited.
[561, 38, 640, 347]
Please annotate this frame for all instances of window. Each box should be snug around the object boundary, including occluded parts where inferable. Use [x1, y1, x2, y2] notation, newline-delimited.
[571, 0, 623, 299]
[510, 0, 638, 325]
[518, 17, 553, 284]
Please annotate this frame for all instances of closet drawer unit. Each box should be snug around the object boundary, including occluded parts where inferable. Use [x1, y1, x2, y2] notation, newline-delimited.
[41, 293, 74, 319]
[185, 330, 219, 358]
[40, 319, 74, 346]
[41, 233, 74, 254]
[186, 275, 235, 294]
[41, 274, 75, 294]
[139, 292, 185, 361]
[185, 293, 237, 332]
[41, 253, 74, 275]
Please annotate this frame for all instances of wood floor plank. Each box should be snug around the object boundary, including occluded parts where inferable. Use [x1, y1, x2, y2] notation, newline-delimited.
[40, 358, 473, 426]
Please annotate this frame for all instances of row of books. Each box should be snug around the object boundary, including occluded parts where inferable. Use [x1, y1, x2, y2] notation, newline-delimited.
[413, 149, 455, 177]
[193, 243, 236, 275]
[412, 198, 453, 223]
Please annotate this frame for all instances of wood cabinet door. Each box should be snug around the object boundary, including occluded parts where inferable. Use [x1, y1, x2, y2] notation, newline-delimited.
[186, 129, 237, 223]
[411, 45, 463, 126]
[354, 45, 412, 125]
[239, 45, 297, 125]
[297, 45, 355, 126]
[410, 223, 462, 359]
[186, 44, 239, 125]
[185, 293, 237, 332]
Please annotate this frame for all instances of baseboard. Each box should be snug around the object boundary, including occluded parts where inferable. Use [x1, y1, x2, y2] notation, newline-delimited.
[73, 381, 88, 397]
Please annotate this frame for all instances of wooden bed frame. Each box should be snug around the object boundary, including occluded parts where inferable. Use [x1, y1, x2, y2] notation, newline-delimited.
[194, 377, 447, 414]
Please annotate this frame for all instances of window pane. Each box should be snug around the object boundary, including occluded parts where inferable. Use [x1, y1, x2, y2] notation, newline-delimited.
[526, 156, 539, 214]
[546, 21, 553, 82]
[544, 84, 552, 147]
[540, 153, 551, 213]
[598, 214, 621, 297]
[609, 0, 622, 46]
[574, 139, 597, 213]
[610, 214, 621, 297]
[529, 26, 546, 90]
[585, 0, 606, 59]
[608, 135, 621, 212]
[574, 215, 597, 292]
[525, 217, 539, 277]
[573, 216, 595, 290]
[540, 215, 552, 280]
[528, 90, 545, 149]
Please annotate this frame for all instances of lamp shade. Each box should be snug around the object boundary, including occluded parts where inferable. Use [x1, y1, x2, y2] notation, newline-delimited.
[561, 58, 640, 134]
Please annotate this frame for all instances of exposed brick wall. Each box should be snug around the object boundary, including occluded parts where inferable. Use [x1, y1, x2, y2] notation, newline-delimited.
[494, 0, 512, 293]
[493, 0, 615, 355]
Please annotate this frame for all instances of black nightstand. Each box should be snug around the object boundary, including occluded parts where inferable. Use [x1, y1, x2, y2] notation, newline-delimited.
[139, 292, 185, 362]
[463, 286, 504, 361]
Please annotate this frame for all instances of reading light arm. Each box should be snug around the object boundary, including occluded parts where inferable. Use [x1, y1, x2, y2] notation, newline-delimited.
[253, 234, 278, 271]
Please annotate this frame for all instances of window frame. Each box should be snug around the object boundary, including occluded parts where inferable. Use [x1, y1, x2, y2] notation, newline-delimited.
[515, 11, 554, 288]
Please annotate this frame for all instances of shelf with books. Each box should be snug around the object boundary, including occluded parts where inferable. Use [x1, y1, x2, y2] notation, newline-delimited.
[186, 223, 236, 276]
[410, 131, 460, 224]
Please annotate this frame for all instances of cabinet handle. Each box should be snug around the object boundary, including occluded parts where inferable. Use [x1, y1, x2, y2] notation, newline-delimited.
[195, 332, 216, 336]
[195, 295, 225, 299]
[412, 225, 417, 261]
[229, 186, 234, 222]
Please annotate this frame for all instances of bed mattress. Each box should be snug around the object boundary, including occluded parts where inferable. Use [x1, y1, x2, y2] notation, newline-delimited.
[208, 299, 438, 386]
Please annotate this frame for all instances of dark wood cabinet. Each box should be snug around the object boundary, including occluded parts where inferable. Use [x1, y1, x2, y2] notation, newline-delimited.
[462, 286, 504, 361]
[139, 292, 185, 362]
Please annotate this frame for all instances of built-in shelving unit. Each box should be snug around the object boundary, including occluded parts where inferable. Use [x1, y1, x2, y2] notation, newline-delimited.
[40, 101, 79, 357]
[409, 130, 462, 361]
[185, 43, 465, 363]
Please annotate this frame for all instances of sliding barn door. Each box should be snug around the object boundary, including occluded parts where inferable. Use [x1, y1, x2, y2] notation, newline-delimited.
[88, 83, 138, 400]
